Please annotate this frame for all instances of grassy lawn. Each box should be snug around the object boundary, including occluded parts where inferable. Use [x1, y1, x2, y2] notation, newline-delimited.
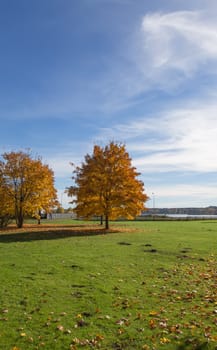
[0, 220, 217, 349]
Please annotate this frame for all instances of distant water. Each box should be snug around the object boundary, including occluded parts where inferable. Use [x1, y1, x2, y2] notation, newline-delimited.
[166, 214, 217, 219]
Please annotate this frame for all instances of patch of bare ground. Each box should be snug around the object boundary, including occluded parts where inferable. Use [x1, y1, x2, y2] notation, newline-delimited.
[0, 223, 143, 235]
[0, 222, 151, 243]
[0, 223, 101, 234]
[0, 224, 123, 242]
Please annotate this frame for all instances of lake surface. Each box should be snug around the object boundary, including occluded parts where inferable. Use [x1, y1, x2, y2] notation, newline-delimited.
[166, 214, 217, 219]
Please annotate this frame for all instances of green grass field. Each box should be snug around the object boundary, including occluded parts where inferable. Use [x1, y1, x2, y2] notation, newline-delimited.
[0, 220, 217, 350]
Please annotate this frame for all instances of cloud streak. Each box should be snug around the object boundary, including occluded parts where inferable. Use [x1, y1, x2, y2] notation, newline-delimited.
[146, 183, 217, 208]
[2, 8, 217, 121]
[83, 8, 217, 113]
[98, 98, 217, 174]
[139, 11, 217, 81]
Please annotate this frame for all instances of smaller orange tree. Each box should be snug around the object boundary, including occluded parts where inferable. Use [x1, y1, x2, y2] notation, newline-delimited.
[0, 170, 14, 228]
[67, 142, 148, 229]
[0, 151, 58, 228]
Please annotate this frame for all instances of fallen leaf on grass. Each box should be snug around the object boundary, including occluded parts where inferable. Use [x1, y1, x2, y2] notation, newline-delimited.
[117, 328, 125, 335]
[96, 334, 104, 340]
[149, 319, 156, 329]
[1, 309, 8, 313]
[56, 325, 64, 331]
[142, 345, 150, 350]
[69, 346, 77, 350]
[60, 311, 67, 316]
[116, 318, 129, 326]
[20, 332, 26, 337]
[71, 335, 104, 347]
[135, 312, 143, 320]
[160, 337, 171, 344]
[149, 310, 159, 316]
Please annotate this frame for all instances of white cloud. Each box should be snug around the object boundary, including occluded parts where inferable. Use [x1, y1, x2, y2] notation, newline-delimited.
[3, 9, 217, 121]
[119, 9, 217, 96]
[141, 11, 217, 75]
[56, 189, 72, 208]
[48, 157, 73, 179]
[81, 8, 217, 115]
[98, 99, 217, 174]
[146, 183, 217, 208]
[150, 184, 217, 198]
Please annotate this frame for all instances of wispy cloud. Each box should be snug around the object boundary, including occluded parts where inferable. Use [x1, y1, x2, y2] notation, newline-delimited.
[97, 99, 217, 173]
[88, 8, 217, 112]
[146, 183, 217, 208]
[3, 8, 217, 121]
[47, 6, 217, 208]
[138, 11, 217, 82]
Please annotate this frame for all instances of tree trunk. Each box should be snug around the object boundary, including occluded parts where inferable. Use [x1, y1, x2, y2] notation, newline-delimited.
[38, 210, 41, 225]
[100, 215, 103, 225]
[16, 201, 24, 228]
[17, 210, 24, 228]
[105, 215, 109, 230]
[15, 204, 19, 227]
[15, 202, 24, 228]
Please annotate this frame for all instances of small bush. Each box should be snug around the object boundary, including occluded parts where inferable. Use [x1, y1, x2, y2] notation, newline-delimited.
[0, 214, 12, 228]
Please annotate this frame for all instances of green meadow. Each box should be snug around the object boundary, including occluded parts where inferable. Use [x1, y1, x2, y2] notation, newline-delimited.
[0, 220, 217, 350]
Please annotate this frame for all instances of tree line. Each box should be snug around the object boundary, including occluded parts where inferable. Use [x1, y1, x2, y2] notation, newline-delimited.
[0, 142, 148, 229]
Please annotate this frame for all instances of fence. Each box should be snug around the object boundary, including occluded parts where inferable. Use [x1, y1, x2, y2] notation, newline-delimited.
[47, 213, 75, 220]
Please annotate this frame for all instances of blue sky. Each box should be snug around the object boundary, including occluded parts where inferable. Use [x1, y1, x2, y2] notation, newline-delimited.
[1, 0, 217, 209]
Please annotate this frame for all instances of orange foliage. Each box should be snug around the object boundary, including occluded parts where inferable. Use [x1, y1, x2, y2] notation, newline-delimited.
[0, 151, 57, 228]
[67, 142, 148, 229]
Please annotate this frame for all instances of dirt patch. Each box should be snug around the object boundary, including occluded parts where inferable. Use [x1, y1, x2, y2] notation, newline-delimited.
[0, 224, 120, 243]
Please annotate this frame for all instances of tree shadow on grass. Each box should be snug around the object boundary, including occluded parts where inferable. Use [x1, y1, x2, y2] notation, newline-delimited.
[0, 226, 117, 243]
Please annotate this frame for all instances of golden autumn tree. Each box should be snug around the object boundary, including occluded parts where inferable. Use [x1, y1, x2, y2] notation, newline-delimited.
[0, 151, 58, 228]
[67, 142, 149, 229]
[0, 169, 14, 227]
